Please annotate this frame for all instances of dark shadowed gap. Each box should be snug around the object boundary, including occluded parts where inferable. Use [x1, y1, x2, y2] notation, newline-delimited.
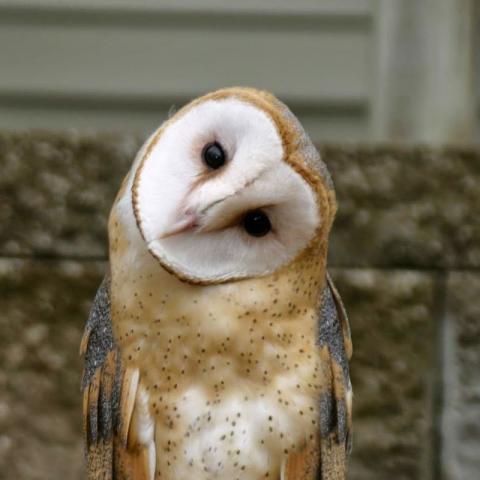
[430, 272, 448, 480]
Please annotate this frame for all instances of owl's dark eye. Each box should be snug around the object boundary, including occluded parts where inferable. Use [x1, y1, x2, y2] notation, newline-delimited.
[243, 210, 271, 237]
[202, 142, 225, 169]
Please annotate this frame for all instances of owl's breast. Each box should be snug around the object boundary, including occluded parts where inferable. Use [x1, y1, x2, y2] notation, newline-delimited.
[145, 320, 320, 479]
[166, 372, 319, 479]
[110, 245, 323, 479]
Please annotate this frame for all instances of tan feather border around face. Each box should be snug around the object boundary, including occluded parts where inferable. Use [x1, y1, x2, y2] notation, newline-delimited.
[130, 87, 336, 285]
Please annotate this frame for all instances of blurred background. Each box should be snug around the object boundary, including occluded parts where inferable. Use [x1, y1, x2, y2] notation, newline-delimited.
[0, 1, 479, 479]
[0, 0, 478, 143]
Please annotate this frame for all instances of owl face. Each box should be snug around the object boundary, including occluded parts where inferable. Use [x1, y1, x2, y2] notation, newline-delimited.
[131, 93, 325, 284]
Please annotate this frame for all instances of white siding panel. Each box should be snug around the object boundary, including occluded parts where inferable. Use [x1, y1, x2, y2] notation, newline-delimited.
[0, 1, 373, 139]
[0, 23, 370, 103]
[0, 104, 367, 142]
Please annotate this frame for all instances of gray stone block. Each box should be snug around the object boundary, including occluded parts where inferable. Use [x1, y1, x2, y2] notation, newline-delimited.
[0, 132, 140, 258]
[330, 269, 437, 480]
[441, 272, 480, 479]
[323, 146, 480, 269]
[0, 259, 106, 480]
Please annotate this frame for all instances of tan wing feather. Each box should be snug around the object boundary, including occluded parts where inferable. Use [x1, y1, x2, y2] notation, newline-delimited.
[282, 437, 320, 480]
[319, 435, 347, 480]
[84, 357, 151, 479]
[82, 277, 153, 479]
[119, 367, 140, 447]
[87, 368, 101, 443]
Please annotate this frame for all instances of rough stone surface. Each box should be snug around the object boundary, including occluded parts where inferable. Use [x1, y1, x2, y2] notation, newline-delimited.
[322, 146, 480, 268]
[0, 259, 106, 480]
[331, 269, 437, 480]
[441, 273, 480, 479]
[1, 132, 480, 269]
[0, 132, 140, 258]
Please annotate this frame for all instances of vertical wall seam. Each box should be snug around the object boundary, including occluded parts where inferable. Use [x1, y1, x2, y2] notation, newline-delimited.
[430, 270, 449, 480]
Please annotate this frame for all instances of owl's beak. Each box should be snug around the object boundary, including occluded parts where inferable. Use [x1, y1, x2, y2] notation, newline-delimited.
[159, 193, 232, 239]
[158, 212, 198, 239]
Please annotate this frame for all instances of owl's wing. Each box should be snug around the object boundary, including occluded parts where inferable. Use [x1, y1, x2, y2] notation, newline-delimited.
[283, 272, 352, 480]
[80, 276, 152, 479]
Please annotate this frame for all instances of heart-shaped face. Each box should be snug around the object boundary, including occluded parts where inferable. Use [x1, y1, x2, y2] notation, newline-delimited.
[115, 88, 335, 285]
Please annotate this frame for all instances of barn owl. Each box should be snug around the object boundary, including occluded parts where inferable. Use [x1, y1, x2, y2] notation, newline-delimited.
[81, 87, 352, 480]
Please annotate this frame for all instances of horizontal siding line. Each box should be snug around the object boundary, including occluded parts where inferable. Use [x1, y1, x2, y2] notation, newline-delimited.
[0, 0, 372, 18]
[0, 91, 368, 115]
[0, 0, 372, 16]
[0, 6, 372, 30]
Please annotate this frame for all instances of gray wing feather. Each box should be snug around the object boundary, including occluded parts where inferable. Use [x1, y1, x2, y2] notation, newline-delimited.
[81, 276, 122, 446]
[317, 272, 353, 477]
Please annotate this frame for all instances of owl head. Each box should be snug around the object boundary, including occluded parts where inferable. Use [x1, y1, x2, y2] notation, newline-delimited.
[115, 87, 337, 284]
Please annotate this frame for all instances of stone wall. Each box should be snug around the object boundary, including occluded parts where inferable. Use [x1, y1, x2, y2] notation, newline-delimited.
[0, 132, 478, 480]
